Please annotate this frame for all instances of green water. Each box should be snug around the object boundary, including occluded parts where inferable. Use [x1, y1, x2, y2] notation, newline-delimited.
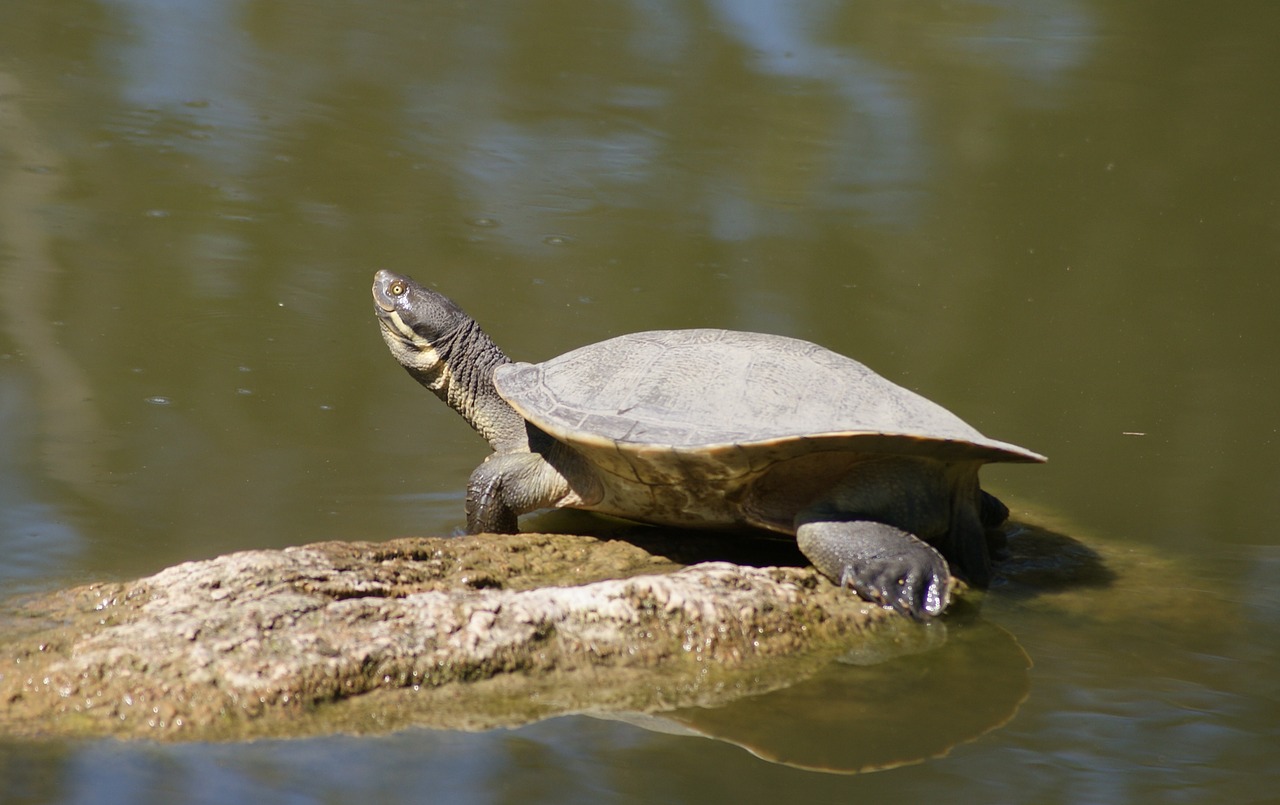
[1, 2, 1277, 802]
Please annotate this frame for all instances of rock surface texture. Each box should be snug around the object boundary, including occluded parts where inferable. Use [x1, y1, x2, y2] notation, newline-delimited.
[0, 532, 906, 740]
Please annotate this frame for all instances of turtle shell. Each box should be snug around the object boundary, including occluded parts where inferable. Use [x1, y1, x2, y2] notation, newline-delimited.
[493, 329, 1043, 491]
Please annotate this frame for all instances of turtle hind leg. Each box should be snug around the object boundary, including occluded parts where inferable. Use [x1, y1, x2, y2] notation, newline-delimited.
[979, 490, 1010, 528]
[976, 489, 1012, 567]
[796, 519, 953, 619]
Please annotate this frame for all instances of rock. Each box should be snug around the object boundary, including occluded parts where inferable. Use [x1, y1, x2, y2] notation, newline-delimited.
[0, 532, 902, 741]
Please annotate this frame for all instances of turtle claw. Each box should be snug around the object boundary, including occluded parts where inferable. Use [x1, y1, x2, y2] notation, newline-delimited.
[841, 560, 950, 620]
[797, 520, 954, 619]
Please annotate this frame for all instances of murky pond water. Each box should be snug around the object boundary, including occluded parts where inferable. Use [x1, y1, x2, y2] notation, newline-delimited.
[2, 1, 1278, 801]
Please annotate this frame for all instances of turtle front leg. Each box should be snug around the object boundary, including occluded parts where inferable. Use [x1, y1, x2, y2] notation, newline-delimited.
[464, 451, 575, 534]
[796, 519, 953, 619]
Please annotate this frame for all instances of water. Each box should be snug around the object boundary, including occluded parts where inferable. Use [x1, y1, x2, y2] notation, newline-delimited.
[2, 2, 1278, 801]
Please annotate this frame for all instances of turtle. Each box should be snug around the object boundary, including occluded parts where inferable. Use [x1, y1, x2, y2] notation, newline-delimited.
[372, 269, 1044, 618]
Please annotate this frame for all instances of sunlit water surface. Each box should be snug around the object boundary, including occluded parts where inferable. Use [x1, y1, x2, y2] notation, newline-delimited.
[1, 2, 1277, 802]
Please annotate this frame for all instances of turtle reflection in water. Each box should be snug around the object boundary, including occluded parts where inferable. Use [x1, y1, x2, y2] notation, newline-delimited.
[372, 270, 1044, 619]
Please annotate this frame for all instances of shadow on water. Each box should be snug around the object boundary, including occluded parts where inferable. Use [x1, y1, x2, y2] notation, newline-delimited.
[990, 522, 1117, 597]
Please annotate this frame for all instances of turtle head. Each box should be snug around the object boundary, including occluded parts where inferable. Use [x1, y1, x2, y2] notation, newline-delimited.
[372, 269, 472, 390]
[372, 270, 527, 452]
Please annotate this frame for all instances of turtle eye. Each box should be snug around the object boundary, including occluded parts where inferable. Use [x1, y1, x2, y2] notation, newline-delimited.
[389, 279, 406, 297]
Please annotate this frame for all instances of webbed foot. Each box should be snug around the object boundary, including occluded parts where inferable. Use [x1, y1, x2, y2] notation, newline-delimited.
[465, 464, 520, 534]
[796, 520, 953, 619]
